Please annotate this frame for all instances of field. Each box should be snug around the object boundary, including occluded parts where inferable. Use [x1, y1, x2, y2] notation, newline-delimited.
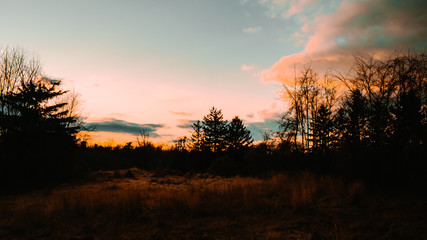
[0, 169, 426, 240]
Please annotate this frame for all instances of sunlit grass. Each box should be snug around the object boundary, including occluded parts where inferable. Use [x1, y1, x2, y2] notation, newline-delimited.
[0, 170, 367, 239]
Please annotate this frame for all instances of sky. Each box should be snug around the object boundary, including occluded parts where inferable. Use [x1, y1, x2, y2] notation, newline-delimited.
[0, 0, 425, 145]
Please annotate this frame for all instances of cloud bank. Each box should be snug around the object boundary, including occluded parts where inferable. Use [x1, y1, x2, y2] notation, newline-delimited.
[84, 118, 164, 138]
[260, 0, 427, 84]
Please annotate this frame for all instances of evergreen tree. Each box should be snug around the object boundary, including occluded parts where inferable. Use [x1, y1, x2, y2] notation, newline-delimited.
[311, 104, 333, 153]
[202, 107, 228, 152]
[0, 78, 80, 185]
[190, 120, 203, 151]
[392, 90, 424, 146]
[226, 116, 253, 151]
[340, 89, 368, 146]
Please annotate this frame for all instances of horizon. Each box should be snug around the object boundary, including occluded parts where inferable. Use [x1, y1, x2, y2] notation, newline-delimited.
[1, 0, 425, 145]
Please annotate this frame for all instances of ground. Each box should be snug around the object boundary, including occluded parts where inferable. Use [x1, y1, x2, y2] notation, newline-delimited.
[0, 169, 426, 239]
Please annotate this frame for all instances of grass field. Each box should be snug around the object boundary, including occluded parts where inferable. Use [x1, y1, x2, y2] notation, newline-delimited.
[0, 169, 426, 239]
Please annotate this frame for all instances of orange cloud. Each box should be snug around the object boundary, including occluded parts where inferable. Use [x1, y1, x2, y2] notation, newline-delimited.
[259, 0, 426, 85]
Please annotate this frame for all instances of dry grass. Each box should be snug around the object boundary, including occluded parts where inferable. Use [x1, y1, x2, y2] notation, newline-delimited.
[0, 169, 425, 239]
[347, 180, 365, 204]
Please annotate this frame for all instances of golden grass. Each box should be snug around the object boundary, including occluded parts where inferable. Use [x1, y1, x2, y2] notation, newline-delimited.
[0, 171, 364, 239]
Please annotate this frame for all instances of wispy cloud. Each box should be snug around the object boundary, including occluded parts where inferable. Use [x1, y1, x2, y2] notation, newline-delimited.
[250, 0, 317, 19]
[284, 0, 317, 18]
[170, 111, 192, 116]
[176, 119, 197, 129]
[243, 26, 261, 33]
[241, 64, 255, 71]
[258, 108, 282, 119]
[84, 118, 165, 138]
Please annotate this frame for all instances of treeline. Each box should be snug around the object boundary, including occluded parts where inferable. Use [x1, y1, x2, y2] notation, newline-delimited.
[268, 52, 427, 188]
[165, 51, 426, 187]
[277, 52, 426, 154]
[1, 47, 426, 191]
[173, 107, 253, 152]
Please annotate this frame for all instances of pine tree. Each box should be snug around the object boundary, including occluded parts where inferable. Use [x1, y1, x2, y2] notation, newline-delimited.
[190, 120, 203, 151]
[1, 78, 79, 144]
[0, 78, 80, 184]
[311, 104, 333, 153]
[226, 116, 253, 151]
[202, 107, 228, 152]
[340, 89, 368, 146]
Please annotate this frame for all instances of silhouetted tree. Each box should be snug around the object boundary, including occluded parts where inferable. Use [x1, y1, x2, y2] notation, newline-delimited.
[311, 104, 333, 153]
[392, 90, 425, 146]
[226, 116, 253, 151]
[0, 48, 41, 119]
[202, 107, 228, 152]
[1, 78, 79, 140]
[190, 120, 203, 151]
[339, 89, 368, 146]
[0, 48, 82, 187]
[173, 136, 189, 151]
[0, 77, 81, 186]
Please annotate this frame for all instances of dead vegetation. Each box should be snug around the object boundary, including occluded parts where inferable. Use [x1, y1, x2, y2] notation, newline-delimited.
[0, 169, 426, 239]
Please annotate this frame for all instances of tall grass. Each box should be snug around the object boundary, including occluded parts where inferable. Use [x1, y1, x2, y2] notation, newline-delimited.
[0, 171, 361, 239]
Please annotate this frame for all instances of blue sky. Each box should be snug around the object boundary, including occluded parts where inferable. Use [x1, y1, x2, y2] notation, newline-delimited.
[1, 0, 425, 144]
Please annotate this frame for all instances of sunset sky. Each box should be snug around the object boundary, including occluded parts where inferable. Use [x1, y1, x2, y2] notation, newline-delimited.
[1, 0, 425, 144]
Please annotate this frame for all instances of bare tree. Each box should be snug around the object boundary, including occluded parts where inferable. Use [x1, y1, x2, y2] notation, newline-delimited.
[0, 47, 41, 115]
[282, 66, 320, 151]
[136, 129, 153, 148]
[173, 136, 189, 151]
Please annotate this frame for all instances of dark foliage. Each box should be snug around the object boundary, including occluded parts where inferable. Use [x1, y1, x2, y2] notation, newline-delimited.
[0, 78, 80, 189]
[201, 107, 229, 152]
[226, 116, 253, 151]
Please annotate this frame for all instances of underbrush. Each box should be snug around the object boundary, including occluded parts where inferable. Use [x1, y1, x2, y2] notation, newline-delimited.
[0, 171, 363, 239]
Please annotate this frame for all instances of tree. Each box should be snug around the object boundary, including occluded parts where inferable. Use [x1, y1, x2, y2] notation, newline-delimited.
[190, 120, 203, 151]
[202, 107, 228, 152]
[1, 48, 41, 118]
[0, 77, 81, 185]
[173, 136, 189, 151]
[0, 48, 81, 186]
[392, 90, 425, 146]
[339, 89, 368, 146]
[311, 104, 333, 153]
[136, 129, 153, 148]
[1, 78, 79, 142]
[226, 116, 253, 151]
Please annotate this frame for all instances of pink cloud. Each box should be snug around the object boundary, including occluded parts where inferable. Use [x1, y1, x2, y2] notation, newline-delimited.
[258, 108, 282, 119]
[170, 111, 192, 116]
[284, 0, 317, 18]
[259, 0, 427, 85]
[256, 0, 316, 18]
[241, 64, 255, 71]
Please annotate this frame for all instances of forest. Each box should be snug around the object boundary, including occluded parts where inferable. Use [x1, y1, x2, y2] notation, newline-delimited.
[0, 48, 426, 239]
